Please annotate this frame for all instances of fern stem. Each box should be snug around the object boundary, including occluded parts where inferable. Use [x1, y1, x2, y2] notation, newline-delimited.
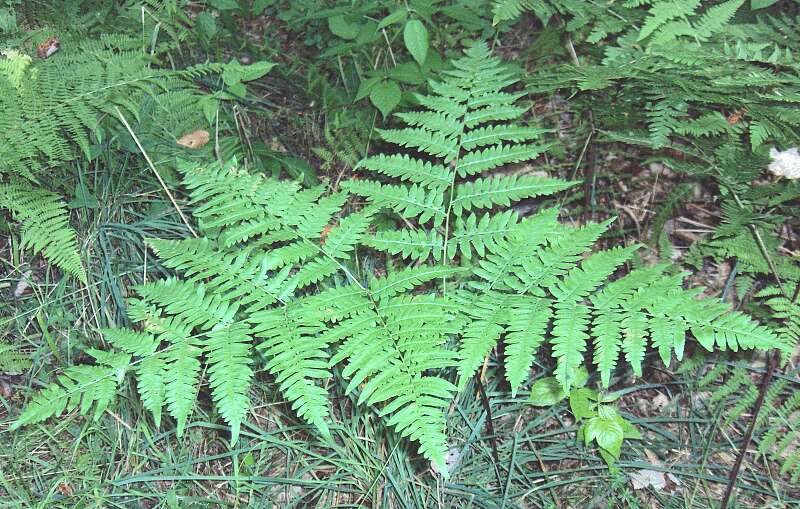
[440, 143, 465, 284]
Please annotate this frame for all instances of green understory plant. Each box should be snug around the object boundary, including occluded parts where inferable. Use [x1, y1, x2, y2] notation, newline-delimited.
[13, 43, 787, 476]
[274, 0, 497, 118]
[0, 16, 273, 283]
[516, 1, 800, 376]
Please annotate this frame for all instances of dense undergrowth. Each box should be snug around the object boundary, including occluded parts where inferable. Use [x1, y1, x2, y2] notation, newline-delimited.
[1, 1, 799, 508]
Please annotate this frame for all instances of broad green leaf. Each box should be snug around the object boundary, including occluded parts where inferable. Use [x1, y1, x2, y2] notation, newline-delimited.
[388, 61, 424, 84]
[227, 81, 247, 98]
[69, 182, 99, 209]
[569, 387, 597, 420]
[355, 76, 381, 101]
[530, 366, 588, 406]
[222, 61, 274, 87]
[356, 21, 380, 45]
[195, 12, 218, 41]
[573, 366, 589, 388]
[370, 80, 402, 119]
[378, 9, 407, 29]
[199, 95, 219, 125]
[528, 377, 566, 406]
[585, 415, 624, 459]
[237, 61, 275, 82]
[618, 415, 642, 440]
[264, 153, 319, 187]
[328, 15, 360, 40]
[403, 19, 429, 66]
[751, 0, 779, 8]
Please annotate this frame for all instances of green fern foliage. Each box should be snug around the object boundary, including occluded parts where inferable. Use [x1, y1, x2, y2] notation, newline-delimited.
[0, 340, 33, 374]
[756, 283, 800, 358]
[0, 29, 231, 281]
[11, 349, 129, 429]
[699, 361, 800, 484]
[13, 43, 786, 478]
[0, 34, 158, 178]
[348, 43, 573, 263]
[0, 184, 85, 282]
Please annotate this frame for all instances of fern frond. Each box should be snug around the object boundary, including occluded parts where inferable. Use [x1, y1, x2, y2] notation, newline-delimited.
[637, 0, 701, 42]
[456, 144, 551, 178]
[0, 342, 33, 374]
[551, 301, 592, 391]
[251, 304, 331, 437]
[356, 154, 451, 188]
[693, 0, 745, 40]
[450, 211, 520, 260]
[491, 0, 534, 25]
[205, 324, 253, 444]
[11, 350, 129, 429]
[351, 42, 566, 267]
[329, 294, 461, 473]
[461, 125, 550, 150]
[377, 128, 459, 160]
[504, 295, 551, 396]
[369, 265, 466, 299]
[342, 180, 446, 225]
[455, 290, 510, 387]
[0, 184, 85, 282]
[515, 220, 614, 295]
[364, 228, 444, 262]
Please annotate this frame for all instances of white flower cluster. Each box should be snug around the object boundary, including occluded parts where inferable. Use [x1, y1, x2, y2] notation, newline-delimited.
[768, 147, 800, 179]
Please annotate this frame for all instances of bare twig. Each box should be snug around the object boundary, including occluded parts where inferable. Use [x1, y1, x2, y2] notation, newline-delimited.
[114, 107, 198, 238]
[476, 377, 503, 488]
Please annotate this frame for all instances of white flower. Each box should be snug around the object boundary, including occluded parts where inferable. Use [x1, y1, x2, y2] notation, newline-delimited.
[768, 147, 800, 179]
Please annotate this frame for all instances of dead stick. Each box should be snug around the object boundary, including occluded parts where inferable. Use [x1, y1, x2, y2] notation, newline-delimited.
[476, 376, 503, 488]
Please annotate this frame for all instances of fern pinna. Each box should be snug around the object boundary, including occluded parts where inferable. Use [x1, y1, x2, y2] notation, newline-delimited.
[14, 44, 785, 475]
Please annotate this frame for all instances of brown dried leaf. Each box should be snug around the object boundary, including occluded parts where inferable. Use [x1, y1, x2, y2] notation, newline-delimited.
[176, 129, 210, 149]
[36, 37, 60, 59]
[0, 379, 12, 399]
[56, 481, 73, 496]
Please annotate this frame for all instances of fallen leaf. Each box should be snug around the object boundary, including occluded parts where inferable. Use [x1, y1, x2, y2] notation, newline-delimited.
[176, 129, 210, 149]
[13, 270, 32, 297]
[630, 469, 680, 491]
[0, 379, 12, 399]
[319, 225, 333, 246]
[652, 392, 670, 412]
[36, 37, 60, 59]
[56, 481, 73, 496]
[631, 448, 682, 492]
[727, 107, 747, 125]
[431, 446, 462, 477]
